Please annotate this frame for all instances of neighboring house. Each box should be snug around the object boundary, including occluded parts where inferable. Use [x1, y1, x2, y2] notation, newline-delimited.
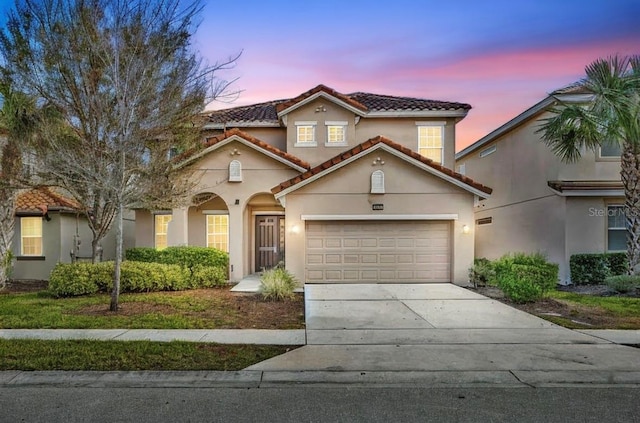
[135, 84, 492, 285]
[456, 84, 623, 284]
[12, 187, 135, 280]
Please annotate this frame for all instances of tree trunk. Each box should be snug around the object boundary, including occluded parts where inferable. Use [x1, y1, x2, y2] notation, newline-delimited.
[0, 189, 17, 288]
[109, 202, 124, 311]
[621, 145, 640, 274]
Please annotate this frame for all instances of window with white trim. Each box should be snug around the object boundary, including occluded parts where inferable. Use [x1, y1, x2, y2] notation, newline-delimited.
[154, 214, 172, 250]
[295, 121, 317, 146]
[371, 170, 385, 194]
[326, 121, 347, 145]
[417, 125, 444, 164]
[21, 217, 42, 256]
[607, 205, 627, 251]
[207, 214, 229, 252]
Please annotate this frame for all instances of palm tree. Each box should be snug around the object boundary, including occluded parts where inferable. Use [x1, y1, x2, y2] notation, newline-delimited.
[538, 55, 640, 274]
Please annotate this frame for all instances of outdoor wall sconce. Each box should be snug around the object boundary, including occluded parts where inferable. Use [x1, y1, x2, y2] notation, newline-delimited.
[290, 225, 300, 234]
[462, 224, 470, 234]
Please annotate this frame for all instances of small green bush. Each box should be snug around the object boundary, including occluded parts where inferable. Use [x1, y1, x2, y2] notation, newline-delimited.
[492, 253, 559, 303]
[260, 266, 297, 301]
[468, 258, 495, 288]
[124, 247, 161, 263]
[49, 263, 98, 297]
[125, 246, 229, 279]
[605, 275, 640, 293]
[192, 265, 228, 288]
[570, 253, 628, 284]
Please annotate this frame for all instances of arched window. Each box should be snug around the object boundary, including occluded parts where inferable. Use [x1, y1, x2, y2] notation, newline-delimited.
[229, 160, 242, 182]
[371, 170, 385, 194]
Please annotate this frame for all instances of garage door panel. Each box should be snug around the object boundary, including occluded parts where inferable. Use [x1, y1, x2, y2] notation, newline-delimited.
[305, 221, 451, 283]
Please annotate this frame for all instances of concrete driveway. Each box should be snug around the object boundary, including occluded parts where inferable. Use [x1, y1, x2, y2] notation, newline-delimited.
[247, 284, 640, 385]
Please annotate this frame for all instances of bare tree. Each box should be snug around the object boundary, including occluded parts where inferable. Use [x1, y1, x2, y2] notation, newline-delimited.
[0, 0, 238, 309]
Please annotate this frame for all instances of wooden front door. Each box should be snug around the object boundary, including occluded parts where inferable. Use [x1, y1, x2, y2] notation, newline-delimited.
[256, 215, 285, 271]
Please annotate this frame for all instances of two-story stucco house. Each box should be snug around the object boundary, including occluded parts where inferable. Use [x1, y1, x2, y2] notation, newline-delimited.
[134, 85, 492, 285]
[456, 85, 623, 284]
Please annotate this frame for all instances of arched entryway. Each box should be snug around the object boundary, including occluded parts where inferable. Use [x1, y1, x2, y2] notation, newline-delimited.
[247, 193, 285, 272]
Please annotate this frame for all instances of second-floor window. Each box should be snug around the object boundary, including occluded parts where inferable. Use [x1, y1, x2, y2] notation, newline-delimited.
[326, 121, 347, 145]
[296, 122, 317, 146]
[600, 141, 622, 158]
[417, 125, 444, 164]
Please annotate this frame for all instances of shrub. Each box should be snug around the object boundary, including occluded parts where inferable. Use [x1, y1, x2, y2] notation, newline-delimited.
[570, 253, 629, 284]
[124, 247, 161, 263]
[468, 258, 495, 288]
[48, 261, 193, 297]
[49, 263, 98, 297]
[492, 253, 559, 303]
[605, 275, 640, 293]
[260, 266, 297, 301]
[192, 266, 228, 288]
[125, 246, 229, 280]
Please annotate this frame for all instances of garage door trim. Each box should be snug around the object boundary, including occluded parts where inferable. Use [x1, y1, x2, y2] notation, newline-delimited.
[301, 214, 458, 221]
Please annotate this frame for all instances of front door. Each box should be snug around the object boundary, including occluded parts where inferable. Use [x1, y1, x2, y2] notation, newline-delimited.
[255, 215, 285, 271]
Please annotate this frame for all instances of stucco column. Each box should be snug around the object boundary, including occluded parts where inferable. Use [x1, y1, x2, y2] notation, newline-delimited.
[227, 203, 243, 281]
[167, 207, 189, 246]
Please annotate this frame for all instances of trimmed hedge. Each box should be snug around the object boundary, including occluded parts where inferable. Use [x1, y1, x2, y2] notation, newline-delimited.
[570, 253, 629, 285]
[48, 260, 227, 297]
[125, 246, 228, 276]
[604, 275, 640, 293]
[492, 252, 559, 303]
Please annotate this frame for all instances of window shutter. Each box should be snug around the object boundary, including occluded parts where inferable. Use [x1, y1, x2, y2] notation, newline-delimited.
[371, 170, 385, 194]
[229, 160, 242, 182]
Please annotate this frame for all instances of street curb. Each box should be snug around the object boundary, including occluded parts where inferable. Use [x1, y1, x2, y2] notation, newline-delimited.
[2, 370, 640, 388]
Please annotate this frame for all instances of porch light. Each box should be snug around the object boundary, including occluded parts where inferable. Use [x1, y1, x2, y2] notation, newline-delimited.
[290, 225, 300, 234]
[462, 224, 470, 234]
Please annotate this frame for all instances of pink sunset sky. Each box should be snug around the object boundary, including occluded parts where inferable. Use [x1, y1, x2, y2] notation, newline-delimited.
[195, 0, 640, 151]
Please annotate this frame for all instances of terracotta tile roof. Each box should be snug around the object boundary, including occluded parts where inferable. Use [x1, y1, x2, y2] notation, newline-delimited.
[272, 136, 492, 195]
[205, 99, 286, 126]
[16, 187, 81, 214]
[178, 128, 310, 170]
[275, 84, 368, 113]
[348, 92, 471, 112]
[205, 84, 471, 125]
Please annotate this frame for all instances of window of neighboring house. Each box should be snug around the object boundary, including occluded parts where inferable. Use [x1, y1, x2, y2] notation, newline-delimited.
[21, 217, 43, 256]
[607, 205, 627, 251]
[207, 214, 229, 252]
[154, 214, 172, 250]
[600, 141, 622, 158]
[295, 122, 317, 146]
[326, 121, 347, 145]
[417, 125, 444, 164]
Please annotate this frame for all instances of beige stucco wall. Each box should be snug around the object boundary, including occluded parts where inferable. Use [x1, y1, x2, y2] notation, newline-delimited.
[458, 109, 624, 283]
[144, 138, 300, 281]
[281, 149, 476, 285]
[356, 117, 458, 169]
[11, 211, 132, 281]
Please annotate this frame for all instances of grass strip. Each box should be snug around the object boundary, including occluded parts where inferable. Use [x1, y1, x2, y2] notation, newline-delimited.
[0, 339, 297, 371]
[547, 291, 640, 316]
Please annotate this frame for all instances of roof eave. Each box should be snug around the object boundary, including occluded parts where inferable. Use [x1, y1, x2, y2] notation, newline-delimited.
[277, 91, 368, 118]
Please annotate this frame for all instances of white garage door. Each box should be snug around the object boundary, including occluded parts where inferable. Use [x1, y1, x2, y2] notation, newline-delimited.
[305, 221, 451, 283]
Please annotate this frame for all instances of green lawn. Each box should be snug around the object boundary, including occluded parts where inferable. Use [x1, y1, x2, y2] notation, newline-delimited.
[0, 289, 304, 329]
[0, 339, 295, 371]
[547, 291, 640, 316]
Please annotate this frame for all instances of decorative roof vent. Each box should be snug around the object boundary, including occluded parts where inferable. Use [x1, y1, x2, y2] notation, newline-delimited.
[229, 160, 242, 182]
[371, 170, 385, 194]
